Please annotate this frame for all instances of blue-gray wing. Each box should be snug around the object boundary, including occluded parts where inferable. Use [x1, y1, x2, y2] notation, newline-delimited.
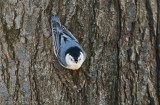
[62, 26, 78, 42]
[51, 16, 62, 56]
[51, 16, 79, 63]
[51, 16, 79, 55]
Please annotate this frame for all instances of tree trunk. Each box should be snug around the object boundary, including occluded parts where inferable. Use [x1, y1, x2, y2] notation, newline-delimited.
[0, 0, 159, 105]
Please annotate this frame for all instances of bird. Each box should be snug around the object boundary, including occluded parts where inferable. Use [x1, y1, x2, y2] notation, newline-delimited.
[50, 16, 86, 70]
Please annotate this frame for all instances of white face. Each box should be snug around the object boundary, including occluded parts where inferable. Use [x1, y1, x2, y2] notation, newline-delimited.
[65, 52, 84, 70]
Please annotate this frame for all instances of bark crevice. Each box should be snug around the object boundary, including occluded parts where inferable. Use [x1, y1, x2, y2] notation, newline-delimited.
[156, 0, 160, 103]
[116, 0, 121, 104]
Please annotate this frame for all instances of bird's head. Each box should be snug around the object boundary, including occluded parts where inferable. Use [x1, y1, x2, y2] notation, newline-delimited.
[65, 47, 85, 70]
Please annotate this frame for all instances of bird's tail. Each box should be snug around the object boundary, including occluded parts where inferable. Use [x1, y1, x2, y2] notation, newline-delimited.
[51, 16, 62, 30]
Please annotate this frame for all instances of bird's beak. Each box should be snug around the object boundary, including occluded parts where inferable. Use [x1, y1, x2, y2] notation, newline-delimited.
[75, 60, 78, 63]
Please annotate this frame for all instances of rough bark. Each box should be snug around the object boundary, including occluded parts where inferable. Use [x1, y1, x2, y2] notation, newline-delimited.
[118, 0, 159, 105]
[0, 0, 159, 105]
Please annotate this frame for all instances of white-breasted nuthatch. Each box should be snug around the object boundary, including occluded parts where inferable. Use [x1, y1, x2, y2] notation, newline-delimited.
[51, 16, 86, 70]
